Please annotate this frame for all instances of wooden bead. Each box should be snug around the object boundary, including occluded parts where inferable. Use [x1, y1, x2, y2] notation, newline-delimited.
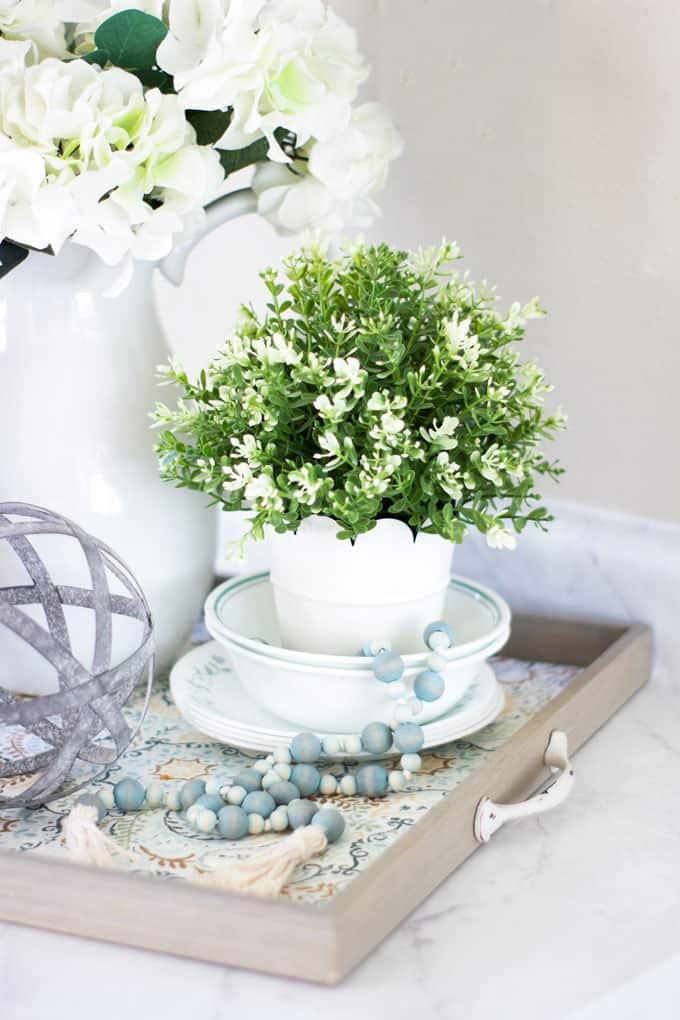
[311, 808, 345, 843]
[343, 735, 362, 755]
[319, 774, 337, 795]
[242, 791, 276, 819]
[394, 723, 424, 753]
[113, 778, 145, 812]
[197, 809, 217, 833]
[290, 732, 322, 763]
[339, 775, 357, 796]
[270, 806, 289, 832]
[217, 805, 249, 840]
[356, 764, 388, 798]
[360, 721, 392, 755]
[388, 770, 406, 792]
[179, 778, 206, 810]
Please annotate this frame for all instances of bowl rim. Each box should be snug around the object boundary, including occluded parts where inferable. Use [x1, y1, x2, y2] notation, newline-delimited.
[223, 623, 510, 678]
[204, 571, 511, 669]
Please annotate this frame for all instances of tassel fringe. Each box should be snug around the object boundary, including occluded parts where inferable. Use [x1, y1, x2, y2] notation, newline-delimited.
[62, 803, 328, 896]
[63, 804, 138, 868]
[197, 825, 328, 896]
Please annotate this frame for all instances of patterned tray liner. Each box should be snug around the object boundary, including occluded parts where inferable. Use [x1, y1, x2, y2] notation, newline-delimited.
[0, 646, 579, 904]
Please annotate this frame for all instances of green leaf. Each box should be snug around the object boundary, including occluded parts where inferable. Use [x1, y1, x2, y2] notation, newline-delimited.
[0, 240, 30, 280]
[217, 128, 297, 177]
[135, 67, 175, 92]
[217, 137, 269, 177]
[81, 48, 108, 67]
[94, 10, 168, 70]
[187, 109, 233, 146]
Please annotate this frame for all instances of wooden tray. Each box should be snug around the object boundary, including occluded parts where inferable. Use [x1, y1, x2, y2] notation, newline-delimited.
[0, 614, 651, 984]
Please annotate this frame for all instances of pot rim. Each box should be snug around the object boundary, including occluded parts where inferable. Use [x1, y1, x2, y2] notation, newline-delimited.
[205, 571, 512, 669]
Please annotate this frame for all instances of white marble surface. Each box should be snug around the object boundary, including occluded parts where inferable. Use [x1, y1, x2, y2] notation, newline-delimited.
[2, 681, 678, 1020]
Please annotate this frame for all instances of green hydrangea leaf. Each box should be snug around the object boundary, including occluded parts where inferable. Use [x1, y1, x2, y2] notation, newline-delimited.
[218, 137, 270, 177]
[0, 239, 30, 279]
[187, 109, 233, 146]
[94, 10, 168, 70]
[218, 128, 297, 177]
[81, 48, 108, 67]
[135, 67, 175, 93]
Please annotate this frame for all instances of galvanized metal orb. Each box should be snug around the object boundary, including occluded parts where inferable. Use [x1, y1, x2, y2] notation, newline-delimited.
[0, 503, 154, 809]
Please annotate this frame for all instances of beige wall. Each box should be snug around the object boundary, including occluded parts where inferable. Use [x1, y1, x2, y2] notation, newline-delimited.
[158, 0, 680, 524]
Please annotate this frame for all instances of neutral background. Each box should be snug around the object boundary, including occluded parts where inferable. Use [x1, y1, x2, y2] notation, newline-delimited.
[157, 0, 680, 526]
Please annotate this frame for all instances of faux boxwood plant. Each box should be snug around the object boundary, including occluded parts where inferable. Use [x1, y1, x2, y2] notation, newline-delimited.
[154, 241, 565, 548]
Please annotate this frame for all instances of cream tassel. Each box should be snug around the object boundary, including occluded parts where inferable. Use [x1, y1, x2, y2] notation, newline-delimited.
[63, 804, 138, 868]
[63, 804, 328, 896]
[197, 825, 328, 897]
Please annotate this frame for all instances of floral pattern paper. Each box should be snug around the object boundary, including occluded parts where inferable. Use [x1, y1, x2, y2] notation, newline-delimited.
[0, 650, 579, 903]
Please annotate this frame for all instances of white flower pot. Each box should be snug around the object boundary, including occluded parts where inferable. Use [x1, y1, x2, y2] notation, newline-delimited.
[0, 245, 215, 694]
[269, 516, 453, 655]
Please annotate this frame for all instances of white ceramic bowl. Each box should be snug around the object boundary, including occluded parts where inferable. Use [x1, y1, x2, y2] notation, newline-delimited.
[205, 573, 511, 669]
[204, 573, 511, 732]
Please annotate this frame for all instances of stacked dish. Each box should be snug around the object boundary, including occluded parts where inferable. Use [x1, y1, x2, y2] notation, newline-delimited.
[201, 572, 511, 734]
[170, 644, 505, 757]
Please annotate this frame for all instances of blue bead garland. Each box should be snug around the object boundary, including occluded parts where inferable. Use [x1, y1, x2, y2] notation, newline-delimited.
[82, 617, 458, 852]
[414, 668, 445, 702]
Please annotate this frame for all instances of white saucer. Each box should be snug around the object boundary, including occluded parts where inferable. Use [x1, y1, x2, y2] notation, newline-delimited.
[170, 641, 505, 756]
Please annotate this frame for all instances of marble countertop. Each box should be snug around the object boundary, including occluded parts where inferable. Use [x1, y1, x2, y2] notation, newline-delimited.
[2, 682, 678, 1020]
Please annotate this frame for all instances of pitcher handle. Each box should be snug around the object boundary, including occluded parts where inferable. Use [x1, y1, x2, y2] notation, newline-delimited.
[159, 188, 258, 286]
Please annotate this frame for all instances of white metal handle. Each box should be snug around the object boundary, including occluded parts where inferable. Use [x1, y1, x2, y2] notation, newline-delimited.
[474, 730, 575, 844]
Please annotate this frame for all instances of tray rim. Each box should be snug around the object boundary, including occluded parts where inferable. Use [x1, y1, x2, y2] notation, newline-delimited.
[0, 614, 653, 984]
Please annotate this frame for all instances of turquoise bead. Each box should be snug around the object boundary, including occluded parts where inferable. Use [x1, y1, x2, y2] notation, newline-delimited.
[424, 620, 454, 650]
[372, 649, 404, 684]
[360, 721, 393, 755]
[234, 768, 263, 793]
[290, 732, 322, 763]
[311, 808, 345, 843]
[76, 793, 106, 821]
[290, 763, 321, 796]
[194, 793, 224, 814]
[394, 722, 424, 753]
[217, 805, 249, 840]
[242, 791, 276, 819]
[268, 781, 301, 805]
[113, 778, 145, 812]
[414, 668, 445, 702]
[179, 778, 206, 810]
[287, 798, 318, 829]
[356, 764, 388, 798]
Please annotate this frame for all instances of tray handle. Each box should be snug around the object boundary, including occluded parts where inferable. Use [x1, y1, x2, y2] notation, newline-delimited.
[473, 730, 575, 844]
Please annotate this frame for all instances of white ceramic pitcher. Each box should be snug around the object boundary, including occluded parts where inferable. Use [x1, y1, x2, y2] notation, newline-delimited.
[0, 191, 256, 693]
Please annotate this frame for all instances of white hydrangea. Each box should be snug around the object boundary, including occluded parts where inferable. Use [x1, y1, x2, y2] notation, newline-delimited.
[159, 0, 368, 161]
[0, 0, 68, 60]
[252, 103, 403, 233]
[0, 57, 223, 261]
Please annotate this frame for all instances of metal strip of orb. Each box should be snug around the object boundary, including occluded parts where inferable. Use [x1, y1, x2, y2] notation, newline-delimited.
[0, 503, 154, 809]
